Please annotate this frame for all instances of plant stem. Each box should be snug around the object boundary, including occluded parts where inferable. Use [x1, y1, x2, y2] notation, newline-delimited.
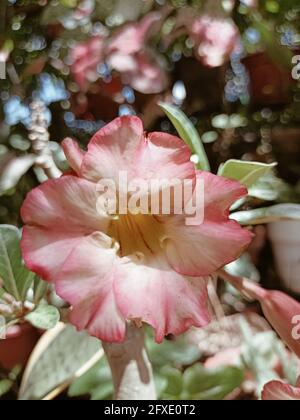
[103, 323, 156, 400]
[28, 100, 62, 180]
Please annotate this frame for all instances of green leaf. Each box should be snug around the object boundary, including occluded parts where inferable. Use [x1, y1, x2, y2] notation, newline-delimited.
[25, 304, 60, 330]
[226, 253, 260, 283]
[146, 333, 201, 368]
[0, 225, 34, 301]
[33, 277, 48, 305]
[159, 103, 210, 171]
[68, 358, 113, 400]
[0, 379, 13, 397]
[218, 160, 277, 189]
[183, 364, 244, 400]
[19, 324, 102, 400]
[231, 204, 300, 225]
[153, 372, 168, 399]
[59, 0, 78, 7]
[160, 366, 183, 398]
[247, 172, 286, 201]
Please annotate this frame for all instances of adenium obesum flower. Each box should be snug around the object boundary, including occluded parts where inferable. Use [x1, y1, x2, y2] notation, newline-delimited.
[220, 271, 300, 359]
[21, 116, 252, 343]
[188, 15, 240, 67]
[70, 36, 105, 90]
[262, 377, 300, 400]
[106, 13, 168, 94]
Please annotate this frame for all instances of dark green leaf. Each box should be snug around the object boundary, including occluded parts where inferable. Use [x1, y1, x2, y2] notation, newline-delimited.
[68, 358, 113, 400]
[183, 364, 244, 400]
[0, 225, 34, 301]
[0, 379, 13, 397]
[159, 103, 210, 171]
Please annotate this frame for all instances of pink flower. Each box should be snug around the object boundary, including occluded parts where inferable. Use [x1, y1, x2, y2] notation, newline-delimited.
[220, 272, 300, 359]
[106, 13, 168, 94]
[70, 36, 105, 90]
[262, 377, 300, 400]
[73, 0, 95, 20]
[21, 116, 252, 343]
[189, 15, 239, 67]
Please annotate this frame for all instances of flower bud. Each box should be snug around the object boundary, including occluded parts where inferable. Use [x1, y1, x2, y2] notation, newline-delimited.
[262, 377, 300, 400]
[220, 270, 300, 358]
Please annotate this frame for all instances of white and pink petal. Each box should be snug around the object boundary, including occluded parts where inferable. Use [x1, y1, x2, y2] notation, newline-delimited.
[262, 380, 300, 400]
[57, 233, 126, 343]
[114, 255, 210, 343]
[21, 175, 108, 234]
[159, 171, 253, 276]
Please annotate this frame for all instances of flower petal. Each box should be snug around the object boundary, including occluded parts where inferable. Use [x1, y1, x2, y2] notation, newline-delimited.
[21, 227, 85, 282]
[21, 176, 110, 282]
[80, 116, 144, 183]
[81, 116, 195, 185]
[143, 132, 194, 181]
[125, 53, 168, 94]
[57, 233, 126, 342]
[115, 255, 210, 343]
[62, 138, 85, 175]
[21, 175, 108, 234]
[161, 171, 253, 276]
[262, 380, 300, 400]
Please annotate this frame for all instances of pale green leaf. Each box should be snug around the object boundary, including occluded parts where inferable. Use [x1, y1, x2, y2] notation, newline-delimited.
[25, 304, 60, 330]
[231, 204, 300, 225]
[218, 160, 277, 189]
[19, 324, 102, 400]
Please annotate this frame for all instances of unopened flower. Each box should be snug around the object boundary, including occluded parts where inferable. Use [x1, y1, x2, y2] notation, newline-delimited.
[182, 14, 239, 68]
[262, 377, 300, 400]
[106, 13, 168, 94]
[21, 116, 252, 343]
[70, 36, 105, 90]
[220, 271, 300, 359]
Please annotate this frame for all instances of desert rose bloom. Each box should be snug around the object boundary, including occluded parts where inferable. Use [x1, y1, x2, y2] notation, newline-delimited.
[21, 116, 252, 343]
[188, 15, 239, 67]
[262, 377, 300, 400]
[70, 36, 105, 90]
[220, 272, 300, 358]
[106, 13, 168, 94]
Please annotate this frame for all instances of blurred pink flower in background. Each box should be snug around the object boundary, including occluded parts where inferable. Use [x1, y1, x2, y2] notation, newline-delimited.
[106, 12, 168, 93]
[73, 0, 95, 20]
[70, 36, 105, 90]
[21, 116, 252, 343]
[262, 377, 300, 400]
[188, 15, 240, 67]
[221, 272, 300, 359]
[241, 0, 258, 8]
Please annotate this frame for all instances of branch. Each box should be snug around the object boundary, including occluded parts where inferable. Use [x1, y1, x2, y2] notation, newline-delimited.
[28, 100, 62, 180]
[103, 323, 157, 400]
